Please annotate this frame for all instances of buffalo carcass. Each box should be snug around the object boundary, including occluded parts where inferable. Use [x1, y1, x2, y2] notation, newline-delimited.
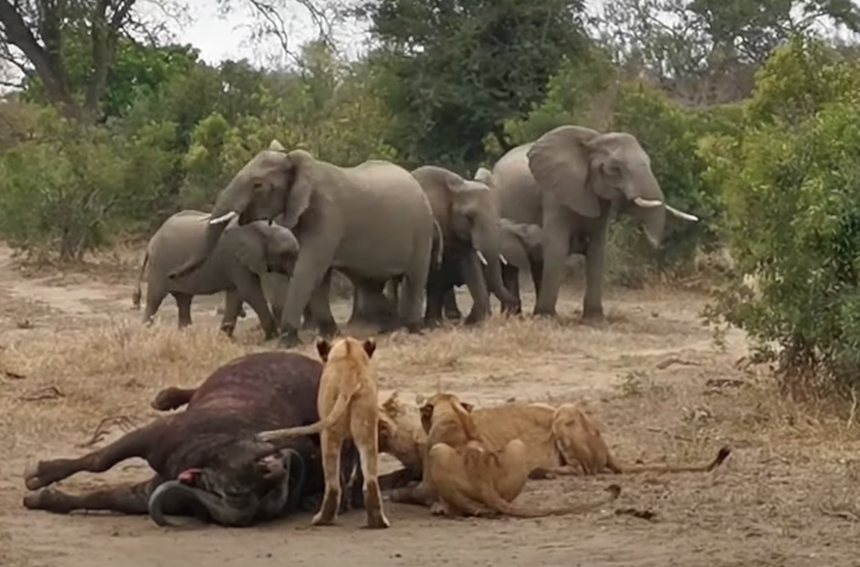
[22, 351, 362, 527]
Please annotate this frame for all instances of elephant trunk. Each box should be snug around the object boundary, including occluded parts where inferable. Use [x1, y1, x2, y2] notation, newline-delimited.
[148, 480, 258, 528]
[473, 228, 518, 307]
[168, 177, 256, 280]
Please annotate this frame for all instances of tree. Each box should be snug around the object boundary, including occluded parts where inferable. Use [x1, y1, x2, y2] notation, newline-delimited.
[0, 0, 145, 121]
[591, 0, 860, 105]
[356, 0, 591, 173]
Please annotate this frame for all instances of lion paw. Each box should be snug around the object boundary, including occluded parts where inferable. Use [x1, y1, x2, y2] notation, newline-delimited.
[430, 501, 448, 516]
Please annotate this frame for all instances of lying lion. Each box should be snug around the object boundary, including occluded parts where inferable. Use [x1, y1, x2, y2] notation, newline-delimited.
[419, 392, 621, 518]
[531, 401, 731, 478]
[380, 393, 730, 497]
[258, 336, 389, 529]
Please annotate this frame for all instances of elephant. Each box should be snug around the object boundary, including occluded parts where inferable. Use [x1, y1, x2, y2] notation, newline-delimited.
[410, 165, 518, 326]
[131, 209, 299, 339]
[487, 125, 699, 321]
[346, 220, 443, 330]
[436, 218, 544, 317]
[168, 141, 436, 348]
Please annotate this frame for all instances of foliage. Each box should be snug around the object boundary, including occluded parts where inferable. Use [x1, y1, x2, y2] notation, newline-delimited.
[360, 0, 591, 173]
[702, 36, 860, 394]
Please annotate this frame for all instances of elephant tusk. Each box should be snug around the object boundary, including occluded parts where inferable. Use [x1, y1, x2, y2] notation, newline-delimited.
[665, 204, 699, 222]
[476, 251, 488, 265]
[499, 254, 508, 265]
[633, 197, 663, 208]
[208, 211, 238, 224]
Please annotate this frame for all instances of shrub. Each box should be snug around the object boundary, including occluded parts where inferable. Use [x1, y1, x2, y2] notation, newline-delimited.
[703, 35, 860, 397]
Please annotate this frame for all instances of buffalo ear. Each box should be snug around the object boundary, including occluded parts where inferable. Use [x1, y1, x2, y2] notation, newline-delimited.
[316, 338, 331, 362]
[363, 338, 377, 359]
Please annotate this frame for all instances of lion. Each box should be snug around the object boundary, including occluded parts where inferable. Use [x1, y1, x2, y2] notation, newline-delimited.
[419, 392, 622, 518]
[257, 336, 389, 529]
[380, 395, 730, 490]
[531, 401, 731, 478]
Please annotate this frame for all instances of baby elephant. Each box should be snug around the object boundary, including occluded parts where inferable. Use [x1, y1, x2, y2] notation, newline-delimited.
[496, 218, 543, 314]
[132, 210, 300, 339]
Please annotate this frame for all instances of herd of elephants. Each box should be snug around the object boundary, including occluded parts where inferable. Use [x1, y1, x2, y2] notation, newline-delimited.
[19, 124, 727, 532]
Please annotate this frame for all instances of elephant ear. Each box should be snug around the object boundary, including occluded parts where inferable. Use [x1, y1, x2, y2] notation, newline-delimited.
[527, 125, 602, 218]
[268, 139, 286, 152]
[231, 223, 269, 275]
[499, 220, 535, 271]
[280, 150, 316, 230]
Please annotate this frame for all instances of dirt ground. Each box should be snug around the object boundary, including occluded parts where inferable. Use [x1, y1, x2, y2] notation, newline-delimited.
[2, 244, 860, 567]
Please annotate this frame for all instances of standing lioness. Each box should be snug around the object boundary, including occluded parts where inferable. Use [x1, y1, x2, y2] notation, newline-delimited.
[257, 336, 389, 529]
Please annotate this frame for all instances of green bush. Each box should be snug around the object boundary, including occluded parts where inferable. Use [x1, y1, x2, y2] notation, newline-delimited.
[703, 36, 860, 396]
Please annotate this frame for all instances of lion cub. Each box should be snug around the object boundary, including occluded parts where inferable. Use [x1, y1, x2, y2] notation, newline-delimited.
[539, 402, 731, 477]
[421, 392, 622, 518]
[257, 336, 389, 529]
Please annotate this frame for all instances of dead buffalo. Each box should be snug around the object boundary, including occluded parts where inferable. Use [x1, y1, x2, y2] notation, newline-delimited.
[22, 351, 361, 527]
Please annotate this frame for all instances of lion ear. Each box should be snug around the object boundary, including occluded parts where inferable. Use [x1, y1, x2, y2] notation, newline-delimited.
[461, 401, 475, 413]
[363, 338, 377, 359]
[420, 403, 434, 420]
[415, 393, 426, 405]
[381, 391, 399, 413]
[316, 338, 331, 362]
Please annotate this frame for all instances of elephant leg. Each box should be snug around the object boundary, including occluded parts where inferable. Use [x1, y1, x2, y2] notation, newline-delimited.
[582, 215, 611, 321]
[278, 241, 336, 348]
[501, 265, 522, 315]
[401, 250, 432, 335]
[143, 282, 168, 326]
[233, 272, 278, 340]
[423, 268, 445, 327]
[534, 215, 573, 318]
[307, 271, 339, 339]
[347, 278, 379, 327]
[173, 293, 193, 328]
[462, 252, 491, 325]
[220, 289, 243, 338]
[442, 288, 462, 320]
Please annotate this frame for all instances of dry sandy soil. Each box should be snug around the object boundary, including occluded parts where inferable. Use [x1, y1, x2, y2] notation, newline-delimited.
[1, 244, 860, 567]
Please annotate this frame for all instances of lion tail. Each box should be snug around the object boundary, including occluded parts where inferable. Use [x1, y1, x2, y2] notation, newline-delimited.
[256, 383, 362, 444]
[611, 446, 731, 474]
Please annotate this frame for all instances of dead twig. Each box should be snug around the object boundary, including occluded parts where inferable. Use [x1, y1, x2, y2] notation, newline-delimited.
[655, 357, 700, 370]
[77, 415, 137, 448]
[819, 502, 860, 522]
[19, 385, 64, 401]
[645, 426, 693, 443]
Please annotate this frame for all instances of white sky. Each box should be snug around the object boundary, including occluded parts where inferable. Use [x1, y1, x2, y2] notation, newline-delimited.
[171, 0, 606, 66]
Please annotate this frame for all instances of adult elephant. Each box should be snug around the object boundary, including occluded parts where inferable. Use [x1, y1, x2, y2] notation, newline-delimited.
[132, 210, 300, 339]
[489, 125, 699, 320]
[411, 165, 518, 326]
[168, 141, 436, 348]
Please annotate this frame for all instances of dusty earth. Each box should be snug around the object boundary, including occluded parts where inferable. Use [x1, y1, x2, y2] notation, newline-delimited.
[1, 243, 860, 567]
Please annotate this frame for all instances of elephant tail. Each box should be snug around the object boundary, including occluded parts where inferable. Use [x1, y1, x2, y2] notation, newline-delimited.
[131, 250, 149, 310]
[431, 220, 444, 271]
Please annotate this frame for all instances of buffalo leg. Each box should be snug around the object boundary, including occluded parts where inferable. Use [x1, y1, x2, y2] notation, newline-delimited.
[23, 477, 169, 516]
[24, 423, 158, 490]
[151, 386, 196, 411]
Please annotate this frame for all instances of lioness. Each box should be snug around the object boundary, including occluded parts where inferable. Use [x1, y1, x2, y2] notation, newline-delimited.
[257, 337, 389, 529]
[420, 392, 622, 518]
[382, 395, 730, 492]
[533, 401, 731, 477]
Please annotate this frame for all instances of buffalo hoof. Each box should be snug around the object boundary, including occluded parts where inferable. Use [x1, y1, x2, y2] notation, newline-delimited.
[23, 463, 47, 491]
[22, 488, 67, 512]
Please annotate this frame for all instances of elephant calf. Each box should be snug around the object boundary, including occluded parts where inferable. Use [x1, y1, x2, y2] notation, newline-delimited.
[132, 210, 299, 339]
[441, 218, 544, 317]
